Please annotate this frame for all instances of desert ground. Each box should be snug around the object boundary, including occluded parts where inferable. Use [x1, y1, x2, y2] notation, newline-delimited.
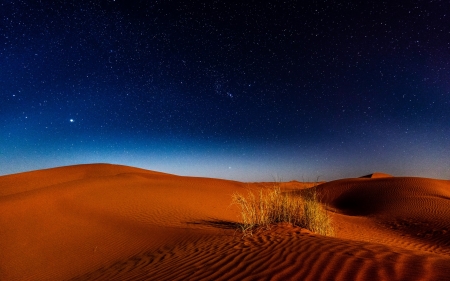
[1, 164, 450, 280]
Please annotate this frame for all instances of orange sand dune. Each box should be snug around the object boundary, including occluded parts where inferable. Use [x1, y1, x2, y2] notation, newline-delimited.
[1, 164, 450, 280]
[360, 172, 393, 178]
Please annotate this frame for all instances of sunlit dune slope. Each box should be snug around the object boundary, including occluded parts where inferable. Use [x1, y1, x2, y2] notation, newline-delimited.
[0, 164, 169, 197]
[0, 164, 244, 280]
[1, 164, 449, 281]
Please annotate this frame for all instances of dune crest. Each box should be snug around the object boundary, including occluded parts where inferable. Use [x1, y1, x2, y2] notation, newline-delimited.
[1, 164, 450, 280]
[360, 172, 393, 178]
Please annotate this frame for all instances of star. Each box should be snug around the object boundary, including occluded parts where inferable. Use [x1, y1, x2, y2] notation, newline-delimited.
[70, 119, 74, 123]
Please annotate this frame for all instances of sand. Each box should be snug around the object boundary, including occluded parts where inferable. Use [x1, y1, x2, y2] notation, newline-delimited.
[1, 164, 449, 280]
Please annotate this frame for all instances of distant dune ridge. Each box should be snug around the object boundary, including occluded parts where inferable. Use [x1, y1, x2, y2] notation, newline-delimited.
[1, 164, 450, 280]
[360, 172, 394, 178]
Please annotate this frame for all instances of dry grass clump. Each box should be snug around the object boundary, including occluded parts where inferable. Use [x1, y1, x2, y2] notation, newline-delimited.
[232, 184, 334, 237]
[301, 187, 334, 236]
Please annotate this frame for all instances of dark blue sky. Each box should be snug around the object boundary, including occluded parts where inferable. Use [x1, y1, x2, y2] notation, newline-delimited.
[1, 1, 449, 181]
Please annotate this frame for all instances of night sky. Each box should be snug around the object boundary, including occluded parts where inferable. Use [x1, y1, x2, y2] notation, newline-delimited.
[1, 1, 449, 181]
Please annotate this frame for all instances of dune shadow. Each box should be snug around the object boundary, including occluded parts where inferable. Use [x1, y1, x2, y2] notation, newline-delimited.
[331, 190, 381, 216]
[187, 218, 240, 230]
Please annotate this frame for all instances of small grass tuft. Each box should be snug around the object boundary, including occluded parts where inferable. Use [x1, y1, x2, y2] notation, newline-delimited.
[231, 183, 334, 237]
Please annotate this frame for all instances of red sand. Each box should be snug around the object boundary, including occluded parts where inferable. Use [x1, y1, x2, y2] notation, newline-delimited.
[1, 164, 449, 280]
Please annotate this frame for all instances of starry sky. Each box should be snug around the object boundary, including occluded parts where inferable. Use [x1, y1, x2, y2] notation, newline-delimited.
[1, 1, 449, 181]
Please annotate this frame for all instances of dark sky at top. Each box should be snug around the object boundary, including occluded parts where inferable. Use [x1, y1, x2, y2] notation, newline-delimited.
[1, 0, 449, 181]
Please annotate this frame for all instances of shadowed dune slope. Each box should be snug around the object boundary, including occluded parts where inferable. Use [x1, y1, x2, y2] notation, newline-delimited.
[317, 177, 450, 256]
[1, 164, 450, 280]
[319, 177, 450, 218]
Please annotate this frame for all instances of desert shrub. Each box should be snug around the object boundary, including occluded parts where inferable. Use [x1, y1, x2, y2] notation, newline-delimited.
[232, 184, 334, 237]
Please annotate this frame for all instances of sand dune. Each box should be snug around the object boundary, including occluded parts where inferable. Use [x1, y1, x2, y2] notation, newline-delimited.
[360, 172, 393, 179]
[1, 164, 449, 280]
